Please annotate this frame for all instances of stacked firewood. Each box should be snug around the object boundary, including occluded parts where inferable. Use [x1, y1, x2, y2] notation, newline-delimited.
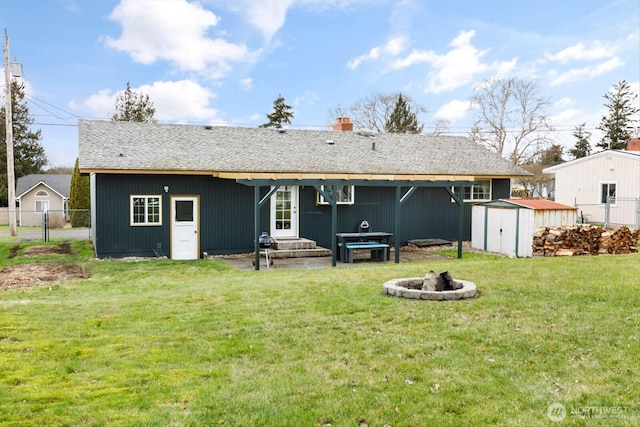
[598, 226, 640, 254]
[532, 225, 639, 256]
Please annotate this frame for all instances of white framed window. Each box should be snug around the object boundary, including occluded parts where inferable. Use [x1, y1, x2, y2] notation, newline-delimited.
[452, 179, 492, 202]
[35, 190, 48, 197]
[130, 195, 162, 226]
[600, 182, 616, 205]
[317, 185, 355, 205]
[35, 200, 49, 213]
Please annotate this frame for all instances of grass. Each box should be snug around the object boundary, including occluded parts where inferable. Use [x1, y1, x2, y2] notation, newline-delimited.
[0, 240, 639, 426]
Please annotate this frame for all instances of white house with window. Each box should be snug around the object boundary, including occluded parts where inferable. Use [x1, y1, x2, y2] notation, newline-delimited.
[543, 147, 640, 227]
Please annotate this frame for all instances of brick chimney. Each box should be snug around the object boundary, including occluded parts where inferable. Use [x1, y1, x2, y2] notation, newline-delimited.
[627, 138, 640, 151]
[332, 117, 353, 132]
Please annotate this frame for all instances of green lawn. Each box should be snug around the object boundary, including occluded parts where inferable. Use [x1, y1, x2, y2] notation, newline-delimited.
[1, 240, 639, 426]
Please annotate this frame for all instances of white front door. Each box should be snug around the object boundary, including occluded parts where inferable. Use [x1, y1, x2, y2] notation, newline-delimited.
[171, 196, 199, 260]
[270, 186, 298, 238]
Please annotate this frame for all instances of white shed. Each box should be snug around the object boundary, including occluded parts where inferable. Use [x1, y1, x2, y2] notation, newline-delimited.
[472, 199, 577, 257]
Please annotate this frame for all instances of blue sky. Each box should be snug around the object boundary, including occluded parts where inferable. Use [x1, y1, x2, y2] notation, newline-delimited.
[2, 0, 639, 167]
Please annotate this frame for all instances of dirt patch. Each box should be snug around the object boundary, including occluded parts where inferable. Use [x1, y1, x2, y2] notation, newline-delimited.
[0, 263, 86, 290]
[21, 242, 72, 257]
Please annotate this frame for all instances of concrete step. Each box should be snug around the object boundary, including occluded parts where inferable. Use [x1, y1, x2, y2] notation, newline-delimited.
[273, 238, 317, 251]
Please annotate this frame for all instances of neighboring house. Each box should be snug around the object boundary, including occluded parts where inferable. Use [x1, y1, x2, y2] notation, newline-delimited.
[78, 119, 531, 263]
[543, 139, 640, 227]
[16, 174, 72, 227]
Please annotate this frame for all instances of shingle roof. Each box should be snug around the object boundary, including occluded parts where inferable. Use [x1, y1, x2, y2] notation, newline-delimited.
[16, 174, 72, 198]
[78, 120, 531, 179]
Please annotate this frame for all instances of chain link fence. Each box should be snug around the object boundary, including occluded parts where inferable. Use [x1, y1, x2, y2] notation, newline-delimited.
[576, 198, 640, 228]
[0, 209, 91, 241]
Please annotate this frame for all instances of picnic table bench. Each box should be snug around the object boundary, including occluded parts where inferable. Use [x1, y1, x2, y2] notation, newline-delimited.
[336, 232, 392, 263]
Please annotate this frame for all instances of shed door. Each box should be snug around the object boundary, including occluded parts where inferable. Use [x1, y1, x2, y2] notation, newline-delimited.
[171, 196, 199, 260]
[486, 208, 517, 256]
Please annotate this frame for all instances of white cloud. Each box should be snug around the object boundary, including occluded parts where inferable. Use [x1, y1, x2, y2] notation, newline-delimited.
[215, 0, 379, 42]
[550, 108, 582, 127]
[554, 97, 575, 109]
[103, 0, 258, 77]
[140, 80, 222, 121]
[78, 80, 223, 123]
[81, 89, 117, 118]
[549, 57, 623, 86]
[233, 0, 294, 41]
[546, 42, 615, 64]
[239, 78, 253, 90]
[390, 30, 517, 94]
[347, 35, 409, 69]
[293, 90, 319, 108]
[434, 99, 472, 122]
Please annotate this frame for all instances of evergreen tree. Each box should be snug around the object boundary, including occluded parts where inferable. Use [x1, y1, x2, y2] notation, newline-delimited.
[259, 95, 294, 129]
[384, 94, 424, 134]
[112, 81, 156, 122]
[570, 123, 592, 158]
[0, 81, 48, 206]
[596, 80, 639, 150]
[69, 158, 90, 227]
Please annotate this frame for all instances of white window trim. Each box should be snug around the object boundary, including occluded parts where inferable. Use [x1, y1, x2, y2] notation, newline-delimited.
[35, 200, 49, 213]
[130, 195, 163, 226]
[317, 185, 355, 205]
[600, 181, 617, 207]
[452, 179, 492, 202]
[35, 190, 49, 197]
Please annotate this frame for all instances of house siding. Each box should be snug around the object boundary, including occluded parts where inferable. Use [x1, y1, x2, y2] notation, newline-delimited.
[548, 152, 640, 226]
[94, 174, 256, 258]
[93, 174, 512, 258]
[18, 183, 66, 227]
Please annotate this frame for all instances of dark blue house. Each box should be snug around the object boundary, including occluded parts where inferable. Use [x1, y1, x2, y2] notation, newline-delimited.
[78, 119, 530, 266]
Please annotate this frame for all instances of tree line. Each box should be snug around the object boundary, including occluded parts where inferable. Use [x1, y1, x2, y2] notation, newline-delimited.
[1, 77, 637, 209]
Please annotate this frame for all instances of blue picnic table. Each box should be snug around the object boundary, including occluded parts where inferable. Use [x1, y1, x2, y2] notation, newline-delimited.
[336, 232, 392, 263]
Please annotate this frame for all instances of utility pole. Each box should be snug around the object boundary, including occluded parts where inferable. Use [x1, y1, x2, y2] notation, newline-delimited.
[4, 29, 17, 236]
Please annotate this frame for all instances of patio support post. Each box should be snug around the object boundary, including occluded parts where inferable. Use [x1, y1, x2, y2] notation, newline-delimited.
[331, 185, 338, 267]
[254, 186, 261, 270]
[394, 185, 401, 263]
[457, 185, 464, 259]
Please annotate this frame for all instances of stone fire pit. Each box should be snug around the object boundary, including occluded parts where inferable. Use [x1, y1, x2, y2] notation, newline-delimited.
[383, 271, 477, 301]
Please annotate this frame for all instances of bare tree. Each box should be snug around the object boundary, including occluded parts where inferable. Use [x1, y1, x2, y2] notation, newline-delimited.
[470, 77, 553, 164]
[329, 92, 426, 133]
[431, 118, 450, 136]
